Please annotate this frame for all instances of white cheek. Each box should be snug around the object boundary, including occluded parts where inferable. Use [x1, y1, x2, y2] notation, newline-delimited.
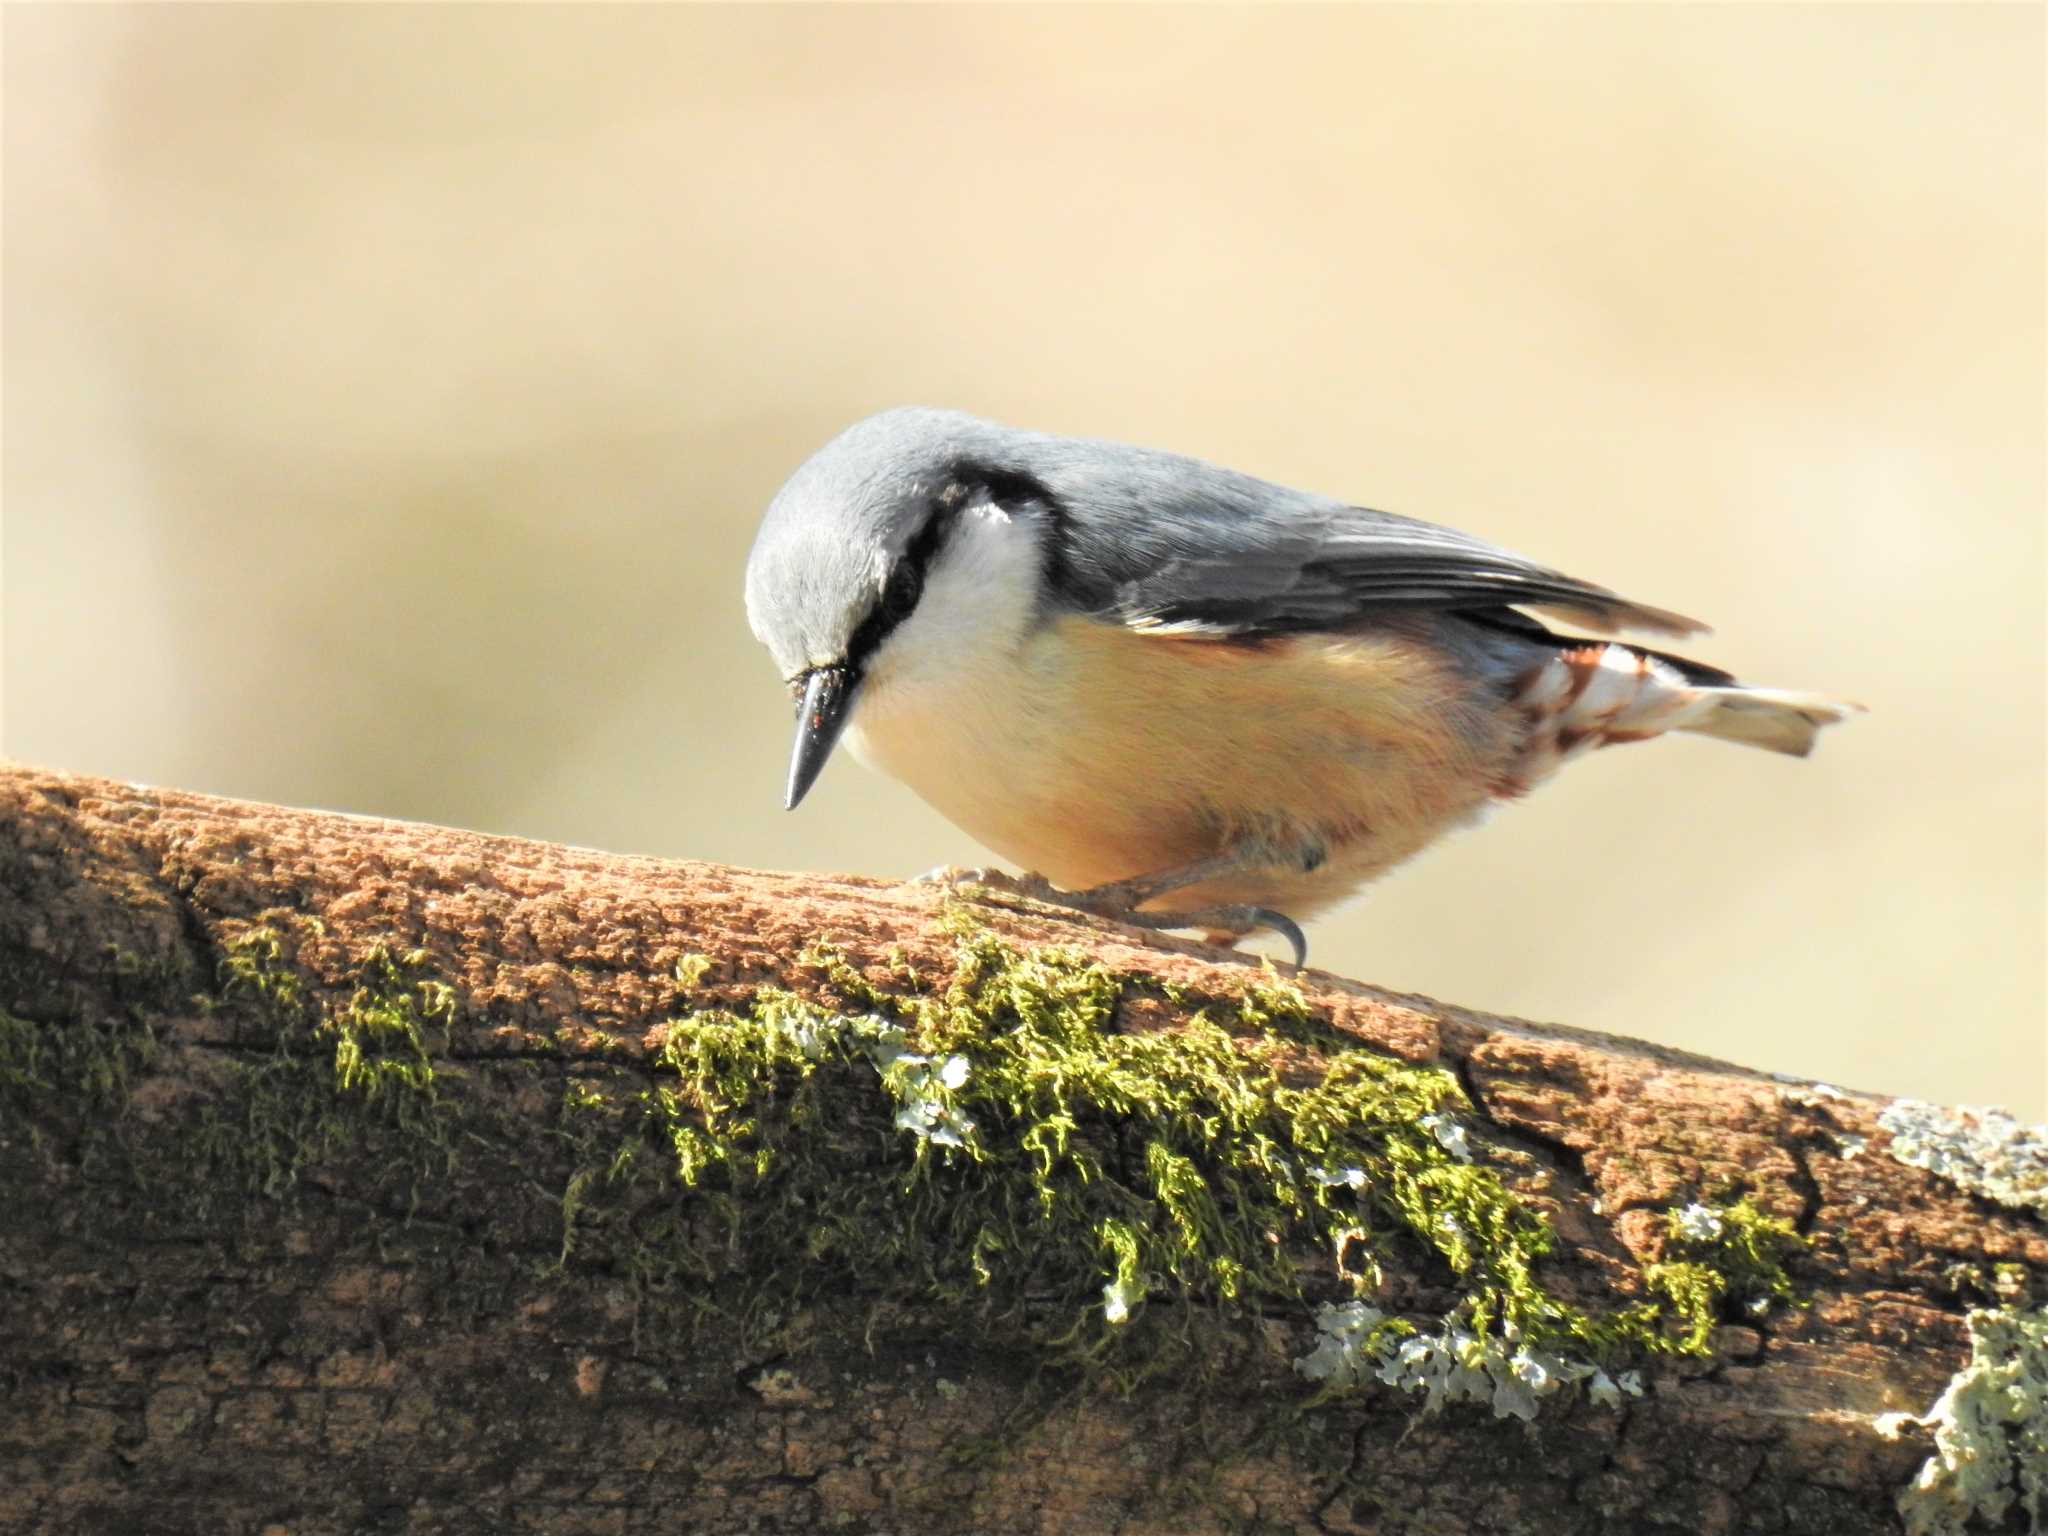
[863, 508, 1041, 701]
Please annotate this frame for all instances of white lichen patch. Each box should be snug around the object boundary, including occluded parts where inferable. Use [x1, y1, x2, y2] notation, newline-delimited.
[880, 1049, 975, 1148]
[1773, 1079, 1870, 1158]
[1418, 1111, 1475, 1163]
[1102, 1274, 1145, 1325]
[1777, 1080, 1851, 1108]
[1878, 1304, 2046, 1536]
[1294, 1301, 1643, 1421]
[766, 1009, 978, 1148]
[1294, 1300, 1390, 1383]
[1879, 1101, 2048, 1220]
[759, 998, 847, 1062]
[1673, 1202, 1727, 1242]
[1308, 1165, 1367, 1191]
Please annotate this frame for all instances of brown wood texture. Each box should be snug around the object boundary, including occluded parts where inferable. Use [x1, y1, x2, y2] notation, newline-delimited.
[0, 764, 2035, 1536]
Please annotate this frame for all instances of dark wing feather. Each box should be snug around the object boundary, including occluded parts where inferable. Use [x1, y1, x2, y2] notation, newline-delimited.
[1018, 435, 1706, 639]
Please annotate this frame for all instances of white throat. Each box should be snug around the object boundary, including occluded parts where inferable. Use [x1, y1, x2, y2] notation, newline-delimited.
[856, 505, 1044, 713]
[831, 505, 1056, 831]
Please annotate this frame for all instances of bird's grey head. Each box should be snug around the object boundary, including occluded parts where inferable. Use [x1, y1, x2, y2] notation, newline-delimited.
[745, 407, 1062, 810]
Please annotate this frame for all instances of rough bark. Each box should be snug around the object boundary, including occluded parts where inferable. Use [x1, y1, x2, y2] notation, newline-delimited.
[0, 764, 2039, 1536]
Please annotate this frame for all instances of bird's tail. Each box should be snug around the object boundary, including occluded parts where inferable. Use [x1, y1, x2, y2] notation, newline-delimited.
[1501, 639, 1860, 794]
[1673, 683, 1861, 757]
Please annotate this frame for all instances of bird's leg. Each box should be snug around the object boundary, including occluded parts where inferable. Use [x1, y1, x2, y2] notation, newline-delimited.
[918, 851, 1308, 968]
[1063, 850, 1257, 913]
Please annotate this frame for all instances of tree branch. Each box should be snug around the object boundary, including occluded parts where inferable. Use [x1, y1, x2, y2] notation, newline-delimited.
[1, 764, 2040, 1535]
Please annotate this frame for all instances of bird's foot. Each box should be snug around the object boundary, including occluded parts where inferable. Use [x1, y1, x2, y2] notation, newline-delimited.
[916, 866, 1306, 969]
[911, 865, 1059, 900]
[1100, 904, 1308, 969]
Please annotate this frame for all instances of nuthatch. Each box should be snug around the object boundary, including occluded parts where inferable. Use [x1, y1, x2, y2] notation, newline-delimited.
[744, 408, 1855, 965]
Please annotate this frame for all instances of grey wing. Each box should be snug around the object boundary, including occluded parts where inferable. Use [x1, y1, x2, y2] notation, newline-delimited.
[1033, 447, 1705, 639]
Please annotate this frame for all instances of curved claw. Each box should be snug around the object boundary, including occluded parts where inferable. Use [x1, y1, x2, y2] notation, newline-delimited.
[1247, 908, 1309, 969]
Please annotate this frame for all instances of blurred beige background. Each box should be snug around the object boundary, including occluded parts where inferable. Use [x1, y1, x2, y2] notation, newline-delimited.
[5, 6, 2041, 1116]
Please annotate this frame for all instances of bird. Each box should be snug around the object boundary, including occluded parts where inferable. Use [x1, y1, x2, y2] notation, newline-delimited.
[743, 407, 1857, 966]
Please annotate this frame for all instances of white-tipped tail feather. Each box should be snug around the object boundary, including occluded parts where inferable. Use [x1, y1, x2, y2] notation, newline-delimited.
[1677, 686, 1861, 758]
[1503, 641, 1859, 795]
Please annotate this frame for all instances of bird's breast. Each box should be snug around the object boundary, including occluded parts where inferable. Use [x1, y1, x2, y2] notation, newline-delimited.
[846, 613, 1510, 902]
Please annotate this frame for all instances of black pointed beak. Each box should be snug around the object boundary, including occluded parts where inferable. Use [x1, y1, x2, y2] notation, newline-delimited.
[785, 665, 857, 810]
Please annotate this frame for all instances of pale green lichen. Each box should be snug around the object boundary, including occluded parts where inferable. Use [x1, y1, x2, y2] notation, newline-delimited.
[1777, 1079, 1853, 1109]
[1303, 1189, 1796, 1418]
[1295, 1299, 1644, 1419]
[1417, 1111, 1474, 1163]
[1880, 1304, 2047, 1536]
[1880, 1101, 2048, 1221]
[1672, 1202, 1727, 1243]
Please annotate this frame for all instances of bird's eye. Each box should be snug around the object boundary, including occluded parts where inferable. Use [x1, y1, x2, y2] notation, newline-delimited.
[871, 556, 926, 632]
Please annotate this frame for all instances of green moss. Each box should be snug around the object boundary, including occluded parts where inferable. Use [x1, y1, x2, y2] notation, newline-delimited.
[574, 921, 1803, 1388]
[8, 911, 1808, 1403]
[639, 929, 1492, 1348]
[176, 926, 460, 1217]
[216, 922, 311, 1013]
[327, 948, 454, 1119]
[1, 998, 156, 1169]
[1644, 1198, 1806, 1350]
[1, 985, 158, 1110]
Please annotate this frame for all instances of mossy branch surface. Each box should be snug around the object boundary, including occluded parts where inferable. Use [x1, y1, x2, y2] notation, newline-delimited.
[7, 908, 1802, 1408]
[4, 765, 2041, 1536]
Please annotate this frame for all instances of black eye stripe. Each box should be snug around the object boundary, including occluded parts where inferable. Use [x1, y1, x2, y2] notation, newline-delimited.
[840, 466, 1060, 676]
[841, 499, 955, 676]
